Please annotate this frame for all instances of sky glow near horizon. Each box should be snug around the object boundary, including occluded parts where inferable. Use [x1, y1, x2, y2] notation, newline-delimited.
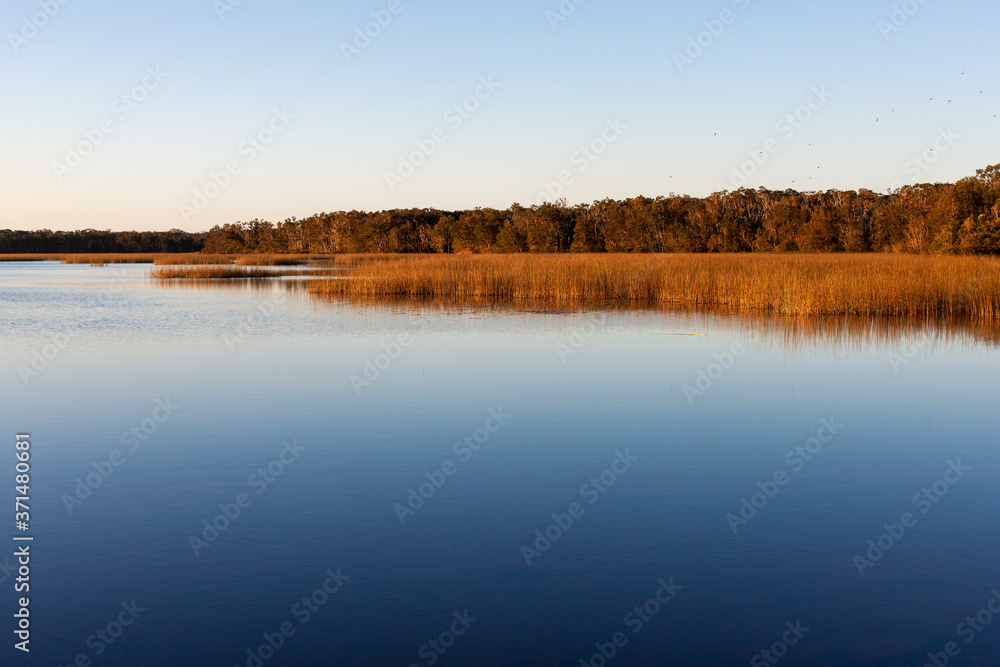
[2, 0, 999, 232]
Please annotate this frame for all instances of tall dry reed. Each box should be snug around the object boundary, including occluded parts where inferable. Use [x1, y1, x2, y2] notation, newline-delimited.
[306, 254, 1000, 320]
[150, 265, 278, 279]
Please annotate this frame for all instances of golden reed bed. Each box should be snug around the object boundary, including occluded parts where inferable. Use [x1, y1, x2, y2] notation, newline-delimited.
[7, 252, 998, 321]
[149, 265, 280, 279]
[305, 254, 1000, 320]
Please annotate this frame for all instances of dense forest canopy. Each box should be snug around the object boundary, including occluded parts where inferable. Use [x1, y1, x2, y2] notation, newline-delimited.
[4, 164, 1000, 255]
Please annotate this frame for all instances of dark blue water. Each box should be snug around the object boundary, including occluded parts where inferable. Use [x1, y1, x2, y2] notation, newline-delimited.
[1, 262, 998, 666]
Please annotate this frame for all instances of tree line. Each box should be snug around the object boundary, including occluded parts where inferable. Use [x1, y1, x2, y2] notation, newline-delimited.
[200, 164, 1000, 255]
[0, 229, 205, 254]
[4, 164, 999, 255]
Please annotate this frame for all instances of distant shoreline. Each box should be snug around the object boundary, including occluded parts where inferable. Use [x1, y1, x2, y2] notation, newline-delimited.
[3, 163, 999, 256]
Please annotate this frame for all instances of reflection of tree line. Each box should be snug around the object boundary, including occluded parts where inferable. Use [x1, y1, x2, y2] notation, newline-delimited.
[3, 164, 999, 255]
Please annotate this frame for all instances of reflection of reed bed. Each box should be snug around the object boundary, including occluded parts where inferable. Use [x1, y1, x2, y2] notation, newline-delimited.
[704, 311, 1000, 351]
[146, 279, 300, 299]
[306, 254, 1000, 321]
[150, 265, 278, 279]
[302, 295, 1000, 351]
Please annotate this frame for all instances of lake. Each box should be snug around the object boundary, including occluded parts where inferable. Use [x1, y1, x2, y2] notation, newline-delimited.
[1, 261, 998, 666]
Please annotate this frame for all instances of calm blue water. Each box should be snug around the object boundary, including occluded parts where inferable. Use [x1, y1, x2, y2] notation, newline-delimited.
[1, 262, 998, 666]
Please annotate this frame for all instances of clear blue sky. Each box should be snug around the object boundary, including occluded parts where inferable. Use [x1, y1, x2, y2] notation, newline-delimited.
[2, 0, 998, 232]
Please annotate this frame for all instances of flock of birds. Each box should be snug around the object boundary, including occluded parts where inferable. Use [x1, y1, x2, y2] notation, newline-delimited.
[695, 71, 993, 190]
